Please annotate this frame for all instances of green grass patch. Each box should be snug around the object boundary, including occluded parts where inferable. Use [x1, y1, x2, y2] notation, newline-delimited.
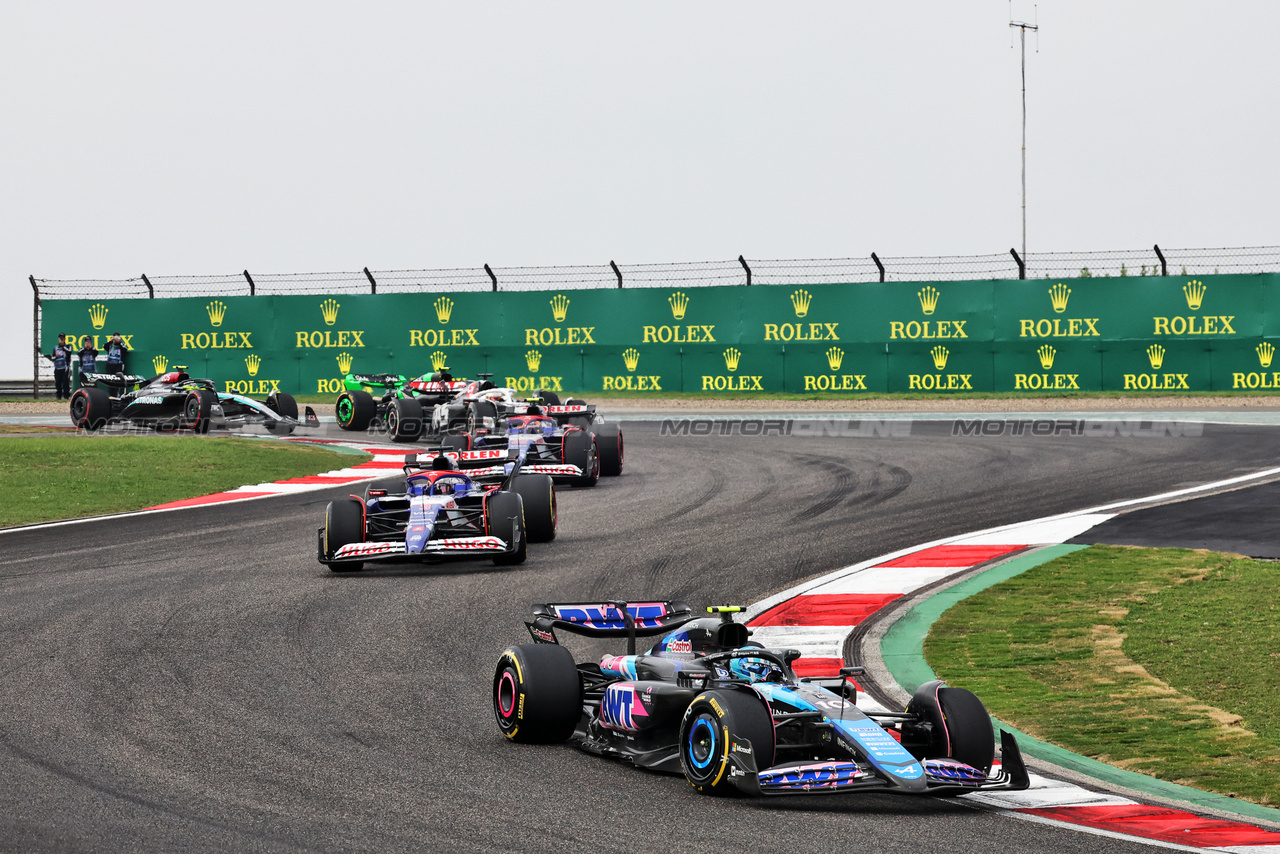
[925, 545, 1280, 806]
[0, 436, 370, 527]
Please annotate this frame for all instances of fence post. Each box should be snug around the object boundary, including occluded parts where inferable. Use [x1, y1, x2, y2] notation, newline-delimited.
[1010, 248, 1026, 280]
[871, 252, 885, 283]
[243, 269, 256, 296]
[738, 255, 752, 286]
[29, 276, 40, 399]
[141, 273, 154, 299]
[364, 267, 378, 294]
[484, 264, 497, 292]
[610, 260, 622, 289]
[1153, 244, 1167, 277]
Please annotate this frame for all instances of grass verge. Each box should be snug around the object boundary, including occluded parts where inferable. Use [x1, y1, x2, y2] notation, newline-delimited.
[0, 435, 371, 527]
[925, 545, 1280, 806]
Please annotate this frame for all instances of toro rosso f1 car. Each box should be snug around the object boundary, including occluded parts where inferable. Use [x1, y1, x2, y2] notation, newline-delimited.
[452, 411, 621, 487]
[318, 454, 558, 572]
[70, 370, 317, 434]
[493, 601, 1030, 798]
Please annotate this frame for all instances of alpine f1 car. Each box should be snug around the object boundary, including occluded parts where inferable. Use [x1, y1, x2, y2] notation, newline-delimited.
[334, 370, 470, 442]
[493, 601, 1030, 798]
[318, 453, 558, 572]
[70, 369, 318, 435]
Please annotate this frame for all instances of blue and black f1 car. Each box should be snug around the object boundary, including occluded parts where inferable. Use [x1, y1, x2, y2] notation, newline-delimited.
[493, 601, 1030, 797]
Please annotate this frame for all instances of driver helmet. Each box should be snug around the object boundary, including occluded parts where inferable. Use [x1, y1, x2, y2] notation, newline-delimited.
[728, 655, 785, 684]
[435, 482, 454, 495]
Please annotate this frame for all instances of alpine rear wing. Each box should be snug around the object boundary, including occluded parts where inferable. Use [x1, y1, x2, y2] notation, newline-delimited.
[527, 600, 695, 654]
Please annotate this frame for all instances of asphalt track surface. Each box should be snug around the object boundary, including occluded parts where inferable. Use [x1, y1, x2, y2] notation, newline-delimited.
[5, 419, 1280, 853]
[1071, 478, 1280, 558]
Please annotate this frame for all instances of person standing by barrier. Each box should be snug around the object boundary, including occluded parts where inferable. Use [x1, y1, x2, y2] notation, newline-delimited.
[103, 332, 129, 374]
[45, 333, 74, 400]
[77, 335, 98, 388]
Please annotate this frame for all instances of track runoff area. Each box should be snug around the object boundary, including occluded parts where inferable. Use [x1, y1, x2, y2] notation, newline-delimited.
[6, 406, 1280, 850]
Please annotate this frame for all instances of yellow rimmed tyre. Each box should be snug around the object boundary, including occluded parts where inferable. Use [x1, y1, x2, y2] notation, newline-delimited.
[492, 644, 581, 744]
[679, 689, 775, 795]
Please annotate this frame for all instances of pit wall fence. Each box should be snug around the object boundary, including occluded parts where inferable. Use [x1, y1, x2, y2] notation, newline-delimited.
[39, 273, 1280, 395]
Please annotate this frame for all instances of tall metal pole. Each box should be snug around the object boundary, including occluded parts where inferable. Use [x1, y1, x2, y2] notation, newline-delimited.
[1011, 18, 1037, 265]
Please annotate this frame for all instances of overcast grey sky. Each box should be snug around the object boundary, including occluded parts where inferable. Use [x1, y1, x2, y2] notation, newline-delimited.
[4, 2, 1277, 380]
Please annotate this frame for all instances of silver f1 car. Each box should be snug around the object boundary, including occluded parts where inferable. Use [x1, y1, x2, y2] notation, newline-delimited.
[493, 601, 1030, 798]
[70, 369, 318, 434]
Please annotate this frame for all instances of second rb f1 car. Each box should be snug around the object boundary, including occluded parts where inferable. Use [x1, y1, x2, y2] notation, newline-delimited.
[493, 601, 1030, 797]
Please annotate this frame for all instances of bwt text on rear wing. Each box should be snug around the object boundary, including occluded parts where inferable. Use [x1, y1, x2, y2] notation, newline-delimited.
[526, 600, 695, 653]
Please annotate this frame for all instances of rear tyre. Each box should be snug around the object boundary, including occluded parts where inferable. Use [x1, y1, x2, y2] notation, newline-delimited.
[535, 389, 560, 406]
[512, 474, 557, 543]
[486, 492, 527, 565]
[387, 397, 425, 443]
[905, 680, 995, 775]
[181, 389, 215, 434]
[70, 387, 110, 430]
[324, 498, 366, 573]
[467, 400, 499, 434]
[335, 390, 376, 431]
[591, 422, 624, 476]
[493, 643, 581, 743]
[562, 429, 600, 487]
[680, 689, 775, 795]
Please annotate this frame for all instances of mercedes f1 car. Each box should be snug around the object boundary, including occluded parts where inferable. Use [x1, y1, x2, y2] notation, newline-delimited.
[334, 370, 470, 442]
[318, 453, 559, 572]
[70, 369, 317, 435]
[493, 601, 1030, 798]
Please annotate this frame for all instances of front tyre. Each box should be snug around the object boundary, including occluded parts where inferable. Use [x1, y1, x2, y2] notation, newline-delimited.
[492, 643, 581, 743]
[591, 422, 624, 476]
[265, 391, 299, 435]
[182, 389, 216, 434]
[905, 680, 995, 775]
[562, 429, 600, 487]
[324, 498, 366, 573]
[512, 474, 556, 543]
[679, 689, 776, 795]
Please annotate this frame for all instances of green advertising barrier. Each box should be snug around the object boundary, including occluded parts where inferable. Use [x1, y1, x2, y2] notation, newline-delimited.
[41, 274, 1280, 395]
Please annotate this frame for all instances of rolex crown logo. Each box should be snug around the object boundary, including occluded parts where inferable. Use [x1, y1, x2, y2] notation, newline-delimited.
[89, 303, 108, 330]
[623, 348, 640, 372]
[525, 350, 542, 373]
[321, 298, 341, 326]
[245, 354, 261, 376]
[723, 347, 741, 372]
[1037, 345, 1056, 370]
[825, 346, 844, 371]
[668, 291, 689, 320]
[152, 355, 168, 374]
[790, 289, 812, 318]
[206, 300, 227, 327]
[1048, 283, 1071, 314]
[1147, 344, 1166, 370]
[430, 350, 448, 372]
[1183, 279, 1206, 311]
[1258, 342, 1275, 369]
[918, 286, 940, 316]
[930, 346, 949, 371]
[337, 352, 354, 375]
[434, 296, 454, 324]
[550, 294, 570, 323]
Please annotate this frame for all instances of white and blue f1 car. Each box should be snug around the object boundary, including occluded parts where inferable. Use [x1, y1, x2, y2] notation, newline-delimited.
[493, 601, 1030, 797]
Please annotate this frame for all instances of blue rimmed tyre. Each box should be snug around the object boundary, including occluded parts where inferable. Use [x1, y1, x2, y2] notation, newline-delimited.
[679, 689, 775, 795]
[493, 643, 581, 744]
